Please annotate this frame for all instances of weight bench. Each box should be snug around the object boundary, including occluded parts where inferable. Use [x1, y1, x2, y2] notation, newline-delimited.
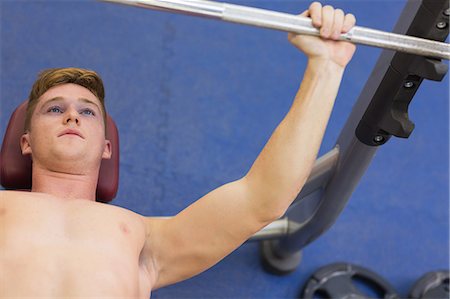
[0, 100, 120, 203]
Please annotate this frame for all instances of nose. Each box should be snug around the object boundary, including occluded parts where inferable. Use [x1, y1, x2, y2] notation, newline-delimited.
[63, 106, 80, 125]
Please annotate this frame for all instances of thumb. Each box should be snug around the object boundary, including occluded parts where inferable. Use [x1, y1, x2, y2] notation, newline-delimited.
[288, 9, 309, 41]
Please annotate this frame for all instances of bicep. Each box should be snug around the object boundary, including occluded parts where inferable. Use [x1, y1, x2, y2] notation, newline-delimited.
[147, 178, 268, 289]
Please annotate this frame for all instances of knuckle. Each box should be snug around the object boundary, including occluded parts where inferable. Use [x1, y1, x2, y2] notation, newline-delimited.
[321, 27, 331, 37]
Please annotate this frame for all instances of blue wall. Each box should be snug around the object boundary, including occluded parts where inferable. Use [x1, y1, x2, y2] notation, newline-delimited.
[1, 0, 448, 297]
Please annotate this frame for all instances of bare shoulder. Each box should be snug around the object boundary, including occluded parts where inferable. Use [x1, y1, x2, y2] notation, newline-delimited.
[0, 190, 55, 212]
[1, 190, 148, 252]
[1, 190, 136, 213]
[138, 216, 170, 251]
[1, 190, 52, 200]
[0, 190, 146, 232]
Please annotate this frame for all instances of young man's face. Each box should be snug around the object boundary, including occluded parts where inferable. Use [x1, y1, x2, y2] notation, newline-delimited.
[20, 83, 111, 174]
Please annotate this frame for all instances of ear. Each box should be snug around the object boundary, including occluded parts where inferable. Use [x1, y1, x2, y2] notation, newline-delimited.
[20, 133, 33, 156]
[102, 139, 112, 160]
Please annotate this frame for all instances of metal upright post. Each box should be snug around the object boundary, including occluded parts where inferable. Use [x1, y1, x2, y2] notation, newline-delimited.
[259, 0, 449, 274]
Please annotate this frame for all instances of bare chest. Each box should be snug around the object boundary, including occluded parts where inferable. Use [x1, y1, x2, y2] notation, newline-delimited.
[1, 191, 145, 250]
[0, 191, 152, 298]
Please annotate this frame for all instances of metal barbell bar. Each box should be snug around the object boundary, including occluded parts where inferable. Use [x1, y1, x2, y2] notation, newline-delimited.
[104, 0, 450, 60]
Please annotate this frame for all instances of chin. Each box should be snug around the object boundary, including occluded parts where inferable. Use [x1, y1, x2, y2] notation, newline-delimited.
[51, 148, 101, 167]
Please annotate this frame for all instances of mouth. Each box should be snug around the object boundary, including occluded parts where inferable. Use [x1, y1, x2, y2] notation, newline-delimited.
[58, 129, 84, 139]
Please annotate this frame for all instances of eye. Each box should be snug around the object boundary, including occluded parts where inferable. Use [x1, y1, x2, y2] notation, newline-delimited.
[80, 108, 95, 116]
[47, 106, 63, 113]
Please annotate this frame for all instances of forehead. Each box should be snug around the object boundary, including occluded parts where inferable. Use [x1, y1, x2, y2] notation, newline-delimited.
[38, 83, 100, 106]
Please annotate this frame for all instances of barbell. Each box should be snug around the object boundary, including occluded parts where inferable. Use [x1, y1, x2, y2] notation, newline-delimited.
[104, 0, 450, 60]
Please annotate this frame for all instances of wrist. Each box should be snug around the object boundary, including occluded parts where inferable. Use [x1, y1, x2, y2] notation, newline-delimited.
[307, 58, 346, 76]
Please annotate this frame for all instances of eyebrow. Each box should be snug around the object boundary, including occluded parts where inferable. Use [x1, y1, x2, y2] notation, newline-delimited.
[43, 96, 102, 113]
[42, 96, 64, 106]
[79, 97, 102, 113]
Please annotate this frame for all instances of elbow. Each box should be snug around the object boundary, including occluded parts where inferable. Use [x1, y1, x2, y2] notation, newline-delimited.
[262, 180, 308, 223]
[268, 190, 299, 221]
[267, 207, 288, 224]
[242, 174, 308, 225]
[252, 191, 299, 225]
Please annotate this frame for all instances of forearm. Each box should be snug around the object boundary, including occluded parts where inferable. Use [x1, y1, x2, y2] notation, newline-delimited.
[244, 59, 345, 221]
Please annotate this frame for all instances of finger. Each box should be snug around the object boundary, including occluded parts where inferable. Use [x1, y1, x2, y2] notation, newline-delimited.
[331, 9, 344, 40]
[299, 9, 310, 18]
[342, 13, 356, 33]
[309, 2, 322, 28]
[287, 32, 295, 42]
[289, 10, 308, 42]
[320, 5, 334, 38]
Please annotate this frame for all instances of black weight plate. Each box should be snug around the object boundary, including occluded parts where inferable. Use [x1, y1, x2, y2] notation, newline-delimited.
[301, 263, 399, 299]
[409, 270, 449, 299]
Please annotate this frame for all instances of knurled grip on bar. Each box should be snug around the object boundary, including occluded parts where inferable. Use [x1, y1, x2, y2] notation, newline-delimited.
[104, 0, 450, 60]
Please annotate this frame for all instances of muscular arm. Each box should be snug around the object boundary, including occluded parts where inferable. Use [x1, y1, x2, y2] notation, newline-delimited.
[145, 60, 345, 289]
[244, 59, 345, 220]
[143, 2, 357, 289]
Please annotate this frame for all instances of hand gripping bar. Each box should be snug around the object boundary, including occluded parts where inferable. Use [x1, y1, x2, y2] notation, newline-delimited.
[103, 0, 450, 60]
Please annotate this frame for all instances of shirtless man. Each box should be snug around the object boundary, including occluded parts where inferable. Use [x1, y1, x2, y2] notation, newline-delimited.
[0, 2, 356, 297]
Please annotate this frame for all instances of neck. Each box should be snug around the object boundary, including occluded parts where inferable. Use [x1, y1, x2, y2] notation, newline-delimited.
[31, 166, 99, 201]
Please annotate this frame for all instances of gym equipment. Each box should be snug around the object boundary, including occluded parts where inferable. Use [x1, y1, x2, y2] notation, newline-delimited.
[101, 0, 449, 275]
[409, 270, 449, 299]
[253, 0, 448, 274]
[3, 0, 446, 281]
[103, 0, 450, 60]
[301, 263, 399, 299]
[0, 100, 120, 203]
